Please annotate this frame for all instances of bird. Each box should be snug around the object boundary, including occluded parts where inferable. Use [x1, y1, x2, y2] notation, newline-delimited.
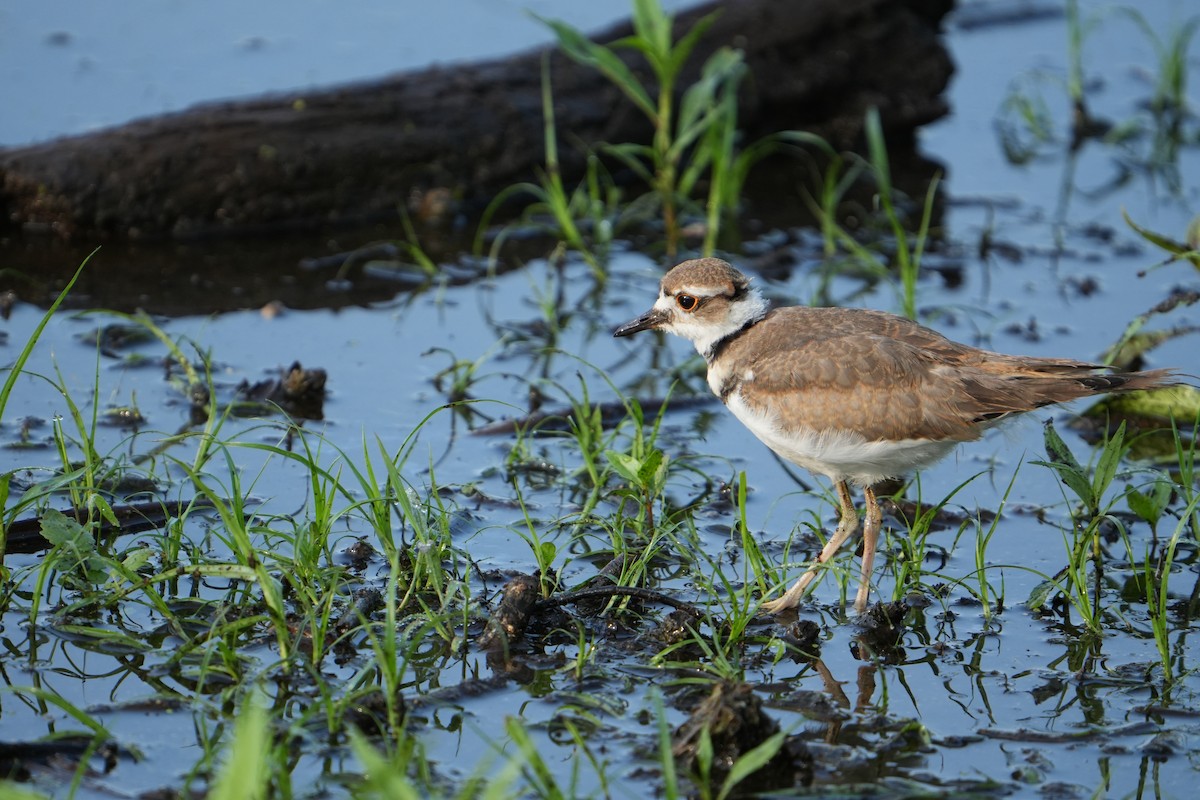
[613, 257, 1175, 614]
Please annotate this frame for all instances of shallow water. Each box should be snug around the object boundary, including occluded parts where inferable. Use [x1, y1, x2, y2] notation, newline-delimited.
[0, 0, 692, 147]
[2, 0, 1200, 798]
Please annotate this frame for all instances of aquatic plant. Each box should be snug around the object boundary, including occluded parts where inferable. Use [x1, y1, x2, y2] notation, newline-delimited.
[1030, 420, 1135, 632]
[997, 4, 1199, 194]
[476, 57, 619, 279]
[537, 0, 726, 259]
[797, 109, 940, 320]
[533, 0, 812, 260]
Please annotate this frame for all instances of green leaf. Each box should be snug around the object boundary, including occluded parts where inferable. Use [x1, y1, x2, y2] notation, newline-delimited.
[625, 0, 690, 80]
[537, 541, 558, 568]
[0, 779, 52, 800]
[718, 730, 788, 800]
[207, 698, 270, 800]
[1026, 578, 1058, 611]
[636, 449, 665, 487]
[1126, 479, 1172, 526]
[1091, 420, 1127, 500]
[1034, 422, 1093, 508]
[536, 16, 655, 119]
[91, 494, 120, 529]
[184, 563, 262, 582]
[666, 11, 723, 81]
[1032, 459, 1094, 510]
[1122, 208, 1200, 266]
[39, 508, 93, 551]
[620, 31, 668, 78]
[347, 730, 424, 799]
[254, 566, 287, 627]
[604, 450, 643, 485]
[674, 48, 744, 158]
[51, 624, 153, 652]
[696, 726, 714, 778]
[1125, 489, 1155, 523]
[632, 0, 672, 62]
[864, 107, 893, 199]
[600, 142, 657, 184]
[1040, 419, 1081, 468]
[120, 546, 156, 573]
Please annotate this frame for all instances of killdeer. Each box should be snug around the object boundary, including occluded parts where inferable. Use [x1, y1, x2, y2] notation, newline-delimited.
[614, 257, 1175, 614]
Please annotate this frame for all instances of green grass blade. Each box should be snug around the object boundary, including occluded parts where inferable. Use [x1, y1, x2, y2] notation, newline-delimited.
[207, 698, 270, 800]
[717, 730, 787, 800]
[0, 249, 96, 422]
[535, 16, 655, 119]
[1091, 420, 1127, 501]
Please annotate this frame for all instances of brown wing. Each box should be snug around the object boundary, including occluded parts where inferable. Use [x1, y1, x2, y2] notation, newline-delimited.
[722, 307, 1170, 442]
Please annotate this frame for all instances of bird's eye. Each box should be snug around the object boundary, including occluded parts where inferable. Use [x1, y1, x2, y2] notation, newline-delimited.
[676, 294, 698, 311]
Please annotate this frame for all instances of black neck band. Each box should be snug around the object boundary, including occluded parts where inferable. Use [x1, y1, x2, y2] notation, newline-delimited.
[705, 317, 758, 364]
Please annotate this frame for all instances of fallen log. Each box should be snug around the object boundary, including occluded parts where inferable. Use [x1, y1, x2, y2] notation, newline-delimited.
[0, 0, 953, 241]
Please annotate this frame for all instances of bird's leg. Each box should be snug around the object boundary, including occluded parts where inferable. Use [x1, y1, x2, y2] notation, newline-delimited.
[853, 485, 883, 613]
[761, 479, 860, 614]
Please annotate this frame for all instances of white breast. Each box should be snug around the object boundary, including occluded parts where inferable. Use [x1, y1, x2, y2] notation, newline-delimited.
[724, 391, 959, 485]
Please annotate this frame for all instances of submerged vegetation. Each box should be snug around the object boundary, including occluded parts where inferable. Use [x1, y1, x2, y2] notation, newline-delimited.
[998, 0, 1200, 193]
[2, 1, 1199, 798]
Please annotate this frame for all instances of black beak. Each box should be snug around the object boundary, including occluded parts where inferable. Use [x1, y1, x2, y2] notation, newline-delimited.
[613, 307, 668, 337]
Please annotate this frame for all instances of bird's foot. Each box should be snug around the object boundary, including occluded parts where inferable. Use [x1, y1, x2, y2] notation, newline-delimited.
[759, 572, 817, 615]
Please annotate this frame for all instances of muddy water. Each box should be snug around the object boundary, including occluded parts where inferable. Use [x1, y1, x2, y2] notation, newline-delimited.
[2, 1, 1199, 798]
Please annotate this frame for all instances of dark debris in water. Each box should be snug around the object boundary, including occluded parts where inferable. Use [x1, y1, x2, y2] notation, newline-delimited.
[539, 584, 706, 619]
[340, 688, 407, 737]
[650, 608, 704, 647]
[454, 569, 962, 795]
[4, 498, 213, 554]
[234, 360, 328, 420]
[673, 682, 812, 792]
[476, 570, 708, 655]
[78, 322, 157, 356]
[782, 618, 823, 658]
[477, 573, 541, 653]
[0, 735, 126, 784]
[951, 0, 1062, 31]
[471, 395, 716, 436]
[850, 601, 911, 665]
[100, 404, 147, 428]
[337, 538, 379, 571]
[407, 675, 510, 709]
[86, 697, 186, 714]
[881, 495, 996, 532]
[980, 720, 1160, 744]
[334, 588, 386, 637]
